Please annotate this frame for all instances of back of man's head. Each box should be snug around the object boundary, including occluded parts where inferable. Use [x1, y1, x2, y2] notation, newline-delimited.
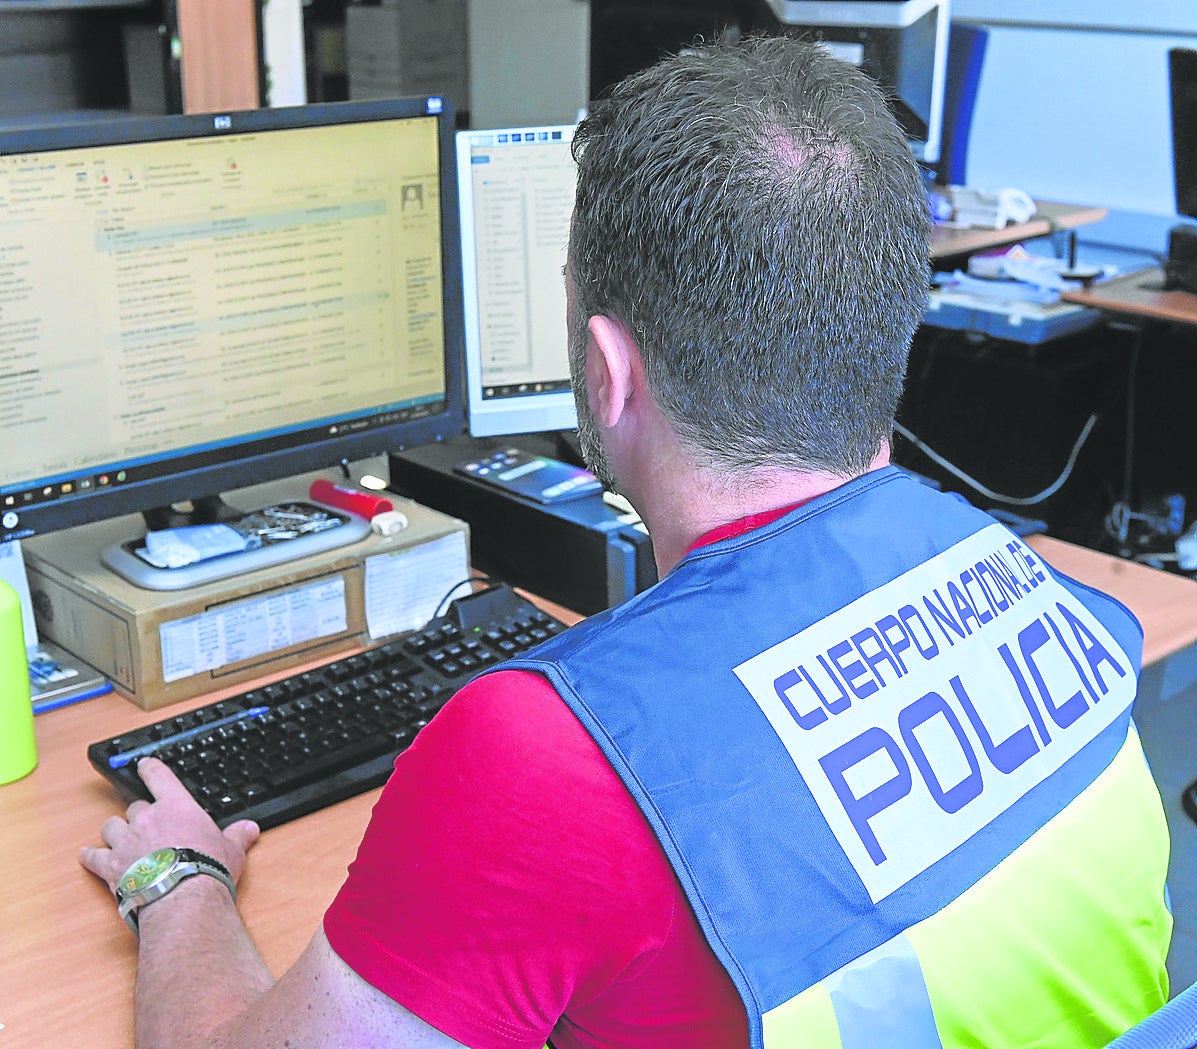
[568, 34, 930, 477]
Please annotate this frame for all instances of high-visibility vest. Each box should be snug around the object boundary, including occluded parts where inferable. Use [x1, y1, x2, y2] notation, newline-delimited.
[498, 466, 1171, 1048]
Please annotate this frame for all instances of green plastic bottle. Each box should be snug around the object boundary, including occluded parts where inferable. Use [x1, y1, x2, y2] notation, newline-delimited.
[0, 579, 37, 785]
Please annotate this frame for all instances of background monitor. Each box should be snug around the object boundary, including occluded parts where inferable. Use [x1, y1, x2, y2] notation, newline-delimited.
[588, 0, 950, 168]
[760, 0, 951, 166]
[1171, 47, 1197, 221]
[589, 1, 760, 103]
[0, 96, 466, 554]
[456, 123, 578, 438]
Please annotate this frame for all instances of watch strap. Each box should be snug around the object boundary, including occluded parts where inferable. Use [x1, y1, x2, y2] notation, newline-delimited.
[117, 848, 236, 935]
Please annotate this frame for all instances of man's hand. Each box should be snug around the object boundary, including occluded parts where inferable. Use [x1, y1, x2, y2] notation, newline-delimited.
[79, 757, 260, 896]
[76, 759, 464, 1049]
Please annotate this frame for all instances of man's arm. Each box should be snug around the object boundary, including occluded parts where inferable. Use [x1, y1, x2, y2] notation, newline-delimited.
[79, 758, 465, 1049]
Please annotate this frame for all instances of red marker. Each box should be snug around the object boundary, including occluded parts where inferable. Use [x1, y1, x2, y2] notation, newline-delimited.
[309, 478, 393, 519]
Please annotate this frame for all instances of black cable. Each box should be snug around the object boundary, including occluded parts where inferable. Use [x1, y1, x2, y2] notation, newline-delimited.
[432, 573, 496, 619]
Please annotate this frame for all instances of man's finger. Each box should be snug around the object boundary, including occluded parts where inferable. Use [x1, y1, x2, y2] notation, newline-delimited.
[125, 798, 152, 823]
[79, 844, 110, 879]
[136, 756, 193, 803]
[223, 819, 261, 856]
[100, 814, 127, 848]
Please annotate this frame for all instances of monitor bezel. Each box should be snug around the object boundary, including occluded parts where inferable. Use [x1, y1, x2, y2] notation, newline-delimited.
[455, 123, 580, 440]
[1171, 47, 1197, 222]
[762, 0, 951, 166]
[1, 96, 467, 544]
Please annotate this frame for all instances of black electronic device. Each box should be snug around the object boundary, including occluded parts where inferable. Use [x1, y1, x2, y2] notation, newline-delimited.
[1165, 225, 1197, 296]
[588, 1, 949, 166]
[454, 448, 602, 505]
[895, 325, 1124, 548]
[390, 436, 657, 616]
[759, 0, 950, 166]
[589, 1, 760, 103]
[1172, 48, 1197, 223]
[87, 583, 567, 829]
[1166, 48, 1197, 294]
[0, 94, 466, 583]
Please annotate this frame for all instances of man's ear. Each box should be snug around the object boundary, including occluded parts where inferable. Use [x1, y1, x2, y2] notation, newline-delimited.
[586, 315, 640, 428]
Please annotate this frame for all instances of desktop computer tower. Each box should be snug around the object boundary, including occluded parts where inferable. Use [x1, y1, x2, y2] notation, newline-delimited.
[895, 326, 1125, 547]
[1125, 323, 1197, 517]
[389, 437, 657, 616]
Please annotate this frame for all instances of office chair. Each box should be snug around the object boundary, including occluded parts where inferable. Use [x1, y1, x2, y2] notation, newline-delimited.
[1105, 980, 1197, 1048]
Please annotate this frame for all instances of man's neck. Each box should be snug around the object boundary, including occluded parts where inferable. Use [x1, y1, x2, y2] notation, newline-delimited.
[635, 446, 892, 576]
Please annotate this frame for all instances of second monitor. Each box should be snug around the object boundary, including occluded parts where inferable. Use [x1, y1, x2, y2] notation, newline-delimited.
[456, 123, 578, 439]
[1168, 47, 1197, 294]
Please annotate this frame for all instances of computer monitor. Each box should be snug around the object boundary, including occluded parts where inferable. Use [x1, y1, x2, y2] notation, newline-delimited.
[588, 1, 949, 167]
[589, 1, 760, 103]
[1165, 48, 1197, 294]
[0, 95, 466, 577]
[456, 123, 578, 438]
[758, 0, 951, 166]
[1171, 47, 1197, 221]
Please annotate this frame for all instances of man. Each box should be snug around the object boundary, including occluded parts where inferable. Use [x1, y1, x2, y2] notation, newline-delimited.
[82, 35, 1171, 1049]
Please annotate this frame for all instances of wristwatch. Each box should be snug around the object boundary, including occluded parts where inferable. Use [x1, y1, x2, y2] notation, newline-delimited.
[115, 846, 236, 935]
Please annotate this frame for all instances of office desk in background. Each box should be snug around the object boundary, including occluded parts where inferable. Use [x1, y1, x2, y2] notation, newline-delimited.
[2, 542, 1195, 1049]
[1061, 267, 1197, 328]
[929, 199, 1108, 265]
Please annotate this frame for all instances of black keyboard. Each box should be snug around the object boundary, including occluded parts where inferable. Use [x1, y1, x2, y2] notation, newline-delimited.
[87, 584, 566, 830]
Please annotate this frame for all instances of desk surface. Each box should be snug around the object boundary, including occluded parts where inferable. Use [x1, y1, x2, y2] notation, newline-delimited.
[1060, 267, 1197, 328]
[929, 199, 1108, 263]
[2, 541, 1194, 1049]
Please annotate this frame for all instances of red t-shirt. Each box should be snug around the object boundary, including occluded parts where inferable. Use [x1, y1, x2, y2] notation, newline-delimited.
[324, 505, 804, 1048]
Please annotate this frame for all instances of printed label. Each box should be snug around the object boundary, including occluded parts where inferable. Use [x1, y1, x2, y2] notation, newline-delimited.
[734, 526, 1135, 901]
[160, 577, 348, 683]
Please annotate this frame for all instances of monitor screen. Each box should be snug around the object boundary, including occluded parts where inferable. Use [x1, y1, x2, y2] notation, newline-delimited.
[589, 1, 949, 167]
[456, 123, 578, 438]
[1171, 47, 1197, 221]
[758, 0, 950, 166]
[589, 1, 758, 102]
[0, 96, 465, 548]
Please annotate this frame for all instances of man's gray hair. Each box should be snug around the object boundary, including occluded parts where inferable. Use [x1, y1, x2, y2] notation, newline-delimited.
[568, 34, 930, 476]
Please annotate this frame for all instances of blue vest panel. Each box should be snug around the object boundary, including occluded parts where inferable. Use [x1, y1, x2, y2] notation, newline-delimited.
[492, 467, 1155, 1047]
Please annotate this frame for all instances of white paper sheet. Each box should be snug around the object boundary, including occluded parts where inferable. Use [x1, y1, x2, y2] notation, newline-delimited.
[365, 531, 470, 640]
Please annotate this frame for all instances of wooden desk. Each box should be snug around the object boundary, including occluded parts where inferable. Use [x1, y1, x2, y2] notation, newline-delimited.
[930, 199, 1108, 264]
[1029, 536, 1197, 666]
[0, 587, 580, 1049]
[2, 546, 1193, 1048]
[1060, 267, 1197, 328]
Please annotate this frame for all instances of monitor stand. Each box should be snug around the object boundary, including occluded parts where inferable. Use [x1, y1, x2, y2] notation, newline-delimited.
[100, 496, 372, 591]
[1164, 223, 1197, 294]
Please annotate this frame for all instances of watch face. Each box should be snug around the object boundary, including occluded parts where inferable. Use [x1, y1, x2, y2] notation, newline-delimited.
[120, 847, 179, 895]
